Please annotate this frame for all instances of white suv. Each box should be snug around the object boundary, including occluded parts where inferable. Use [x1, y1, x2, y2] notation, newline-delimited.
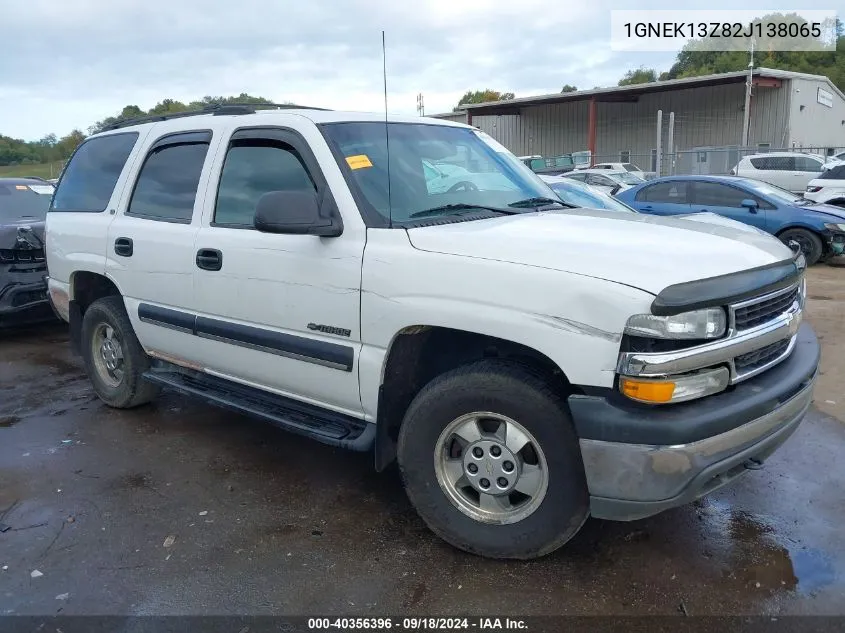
[805, 163, 845, 207]
[45, 104, 819, 559]
[732, 152, 825, 193]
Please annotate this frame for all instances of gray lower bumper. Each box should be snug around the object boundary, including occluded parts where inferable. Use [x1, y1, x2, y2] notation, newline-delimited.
[581, 373, 816, 521]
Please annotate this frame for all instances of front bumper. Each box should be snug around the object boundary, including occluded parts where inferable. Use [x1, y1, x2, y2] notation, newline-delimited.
[0, 267, 55, 327]
[569, 322, 820, 521]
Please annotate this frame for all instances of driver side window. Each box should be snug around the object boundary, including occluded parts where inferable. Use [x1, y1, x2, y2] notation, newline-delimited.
[214, 140, 316, 227]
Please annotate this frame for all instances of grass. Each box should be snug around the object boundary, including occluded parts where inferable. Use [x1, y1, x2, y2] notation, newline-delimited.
[0, 162, 64, 179]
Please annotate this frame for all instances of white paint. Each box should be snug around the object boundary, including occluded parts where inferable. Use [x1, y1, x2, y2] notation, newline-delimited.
[46, 109, 799, 433]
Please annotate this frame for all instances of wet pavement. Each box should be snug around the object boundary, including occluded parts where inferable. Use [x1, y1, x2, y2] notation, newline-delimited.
[1, 267, 844, 617]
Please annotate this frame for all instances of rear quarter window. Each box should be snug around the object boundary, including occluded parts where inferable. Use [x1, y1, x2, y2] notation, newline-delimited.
[749, 156, 793, 171]
[50, 132, 139, 213]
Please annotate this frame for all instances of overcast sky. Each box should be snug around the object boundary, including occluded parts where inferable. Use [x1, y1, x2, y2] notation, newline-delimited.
[1, 0, 825, 141]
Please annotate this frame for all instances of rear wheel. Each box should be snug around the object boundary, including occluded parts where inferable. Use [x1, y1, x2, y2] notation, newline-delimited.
[397, 359, 589, 559]
[81, 296, 159, 408]
[779, 228, 823, 266]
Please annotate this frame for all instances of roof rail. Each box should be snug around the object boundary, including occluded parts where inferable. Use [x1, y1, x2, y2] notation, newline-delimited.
[100, 102, 331, 132]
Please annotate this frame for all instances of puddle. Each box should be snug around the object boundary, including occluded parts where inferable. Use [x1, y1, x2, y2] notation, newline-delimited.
[789, 548, 838, 594]
[701, 500, 838, 595]
[0, 415, 21, 428]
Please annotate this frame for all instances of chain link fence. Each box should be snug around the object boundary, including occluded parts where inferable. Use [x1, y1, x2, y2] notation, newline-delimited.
[584, 147, 844, 179]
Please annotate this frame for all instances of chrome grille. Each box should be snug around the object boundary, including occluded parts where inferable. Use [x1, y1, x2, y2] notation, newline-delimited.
[733, 285, 799, 331]
[734, 339, 791, 373]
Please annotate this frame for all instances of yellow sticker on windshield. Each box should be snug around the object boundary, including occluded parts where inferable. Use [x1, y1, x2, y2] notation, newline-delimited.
[346, 154, 373, 170]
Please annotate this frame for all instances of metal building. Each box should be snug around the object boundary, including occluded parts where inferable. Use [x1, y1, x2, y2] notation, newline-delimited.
[431, 68, 845, 175]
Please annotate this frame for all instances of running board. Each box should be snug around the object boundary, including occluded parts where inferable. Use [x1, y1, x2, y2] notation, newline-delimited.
[142, 363, 375, 451]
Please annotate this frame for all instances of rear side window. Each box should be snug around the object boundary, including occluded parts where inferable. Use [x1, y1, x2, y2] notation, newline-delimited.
[750, 156, 793, 171]
[636, 181, 688, 203]
[127, 136, 210, 223]
[50, 132, 138, 212]
[214, 141, 316, 226]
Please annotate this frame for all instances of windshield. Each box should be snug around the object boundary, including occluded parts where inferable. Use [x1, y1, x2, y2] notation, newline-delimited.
[0, 183, 53, 222]
[320, 122, 556, 225]
[744, 179, 804, 205]
[607, 172, 644, 185]
[547, 180, 636, 213]
[623, 164, 642, 172]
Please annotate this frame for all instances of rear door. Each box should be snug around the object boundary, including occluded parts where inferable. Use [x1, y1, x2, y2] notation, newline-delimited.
[105, 128, 221, 365]
[687, 181, 767, 230]
[632, 180, 690, 215]
[748, 156, 793, 190]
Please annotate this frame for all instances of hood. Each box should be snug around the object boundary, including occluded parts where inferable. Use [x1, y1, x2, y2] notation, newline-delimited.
[0, 219, 46, 250]
[797, 202, 845, 222]
[673, 211, 770, 235]
[406, 209, 792, 295]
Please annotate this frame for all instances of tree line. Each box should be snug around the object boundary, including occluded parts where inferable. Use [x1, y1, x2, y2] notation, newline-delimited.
[0, 93, 275, 168]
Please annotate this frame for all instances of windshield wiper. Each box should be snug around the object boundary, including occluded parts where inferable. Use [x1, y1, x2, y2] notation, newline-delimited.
[409, 203, 522, 219]
[508, 196, 575, 209]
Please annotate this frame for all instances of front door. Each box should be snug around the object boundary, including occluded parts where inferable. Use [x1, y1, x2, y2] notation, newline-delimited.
[190, 125, 365, 417]
[687, 181, 768, 230]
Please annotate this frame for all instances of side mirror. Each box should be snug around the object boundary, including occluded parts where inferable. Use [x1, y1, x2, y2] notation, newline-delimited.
[254, 190, 343, 237]
[741, 199, 758, 209]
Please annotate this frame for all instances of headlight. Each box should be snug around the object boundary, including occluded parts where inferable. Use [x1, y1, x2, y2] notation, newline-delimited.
[824, 222, 845, 232]
[624, 308, 726, 340]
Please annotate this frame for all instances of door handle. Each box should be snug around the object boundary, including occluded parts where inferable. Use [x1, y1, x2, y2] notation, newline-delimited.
[641, 205, 653, 211]
[196, 248, 223, 271]
[114, 237, 133, 257]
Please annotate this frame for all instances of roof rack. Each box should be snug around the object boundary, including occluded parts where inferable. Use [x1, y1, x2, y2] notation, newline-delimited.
[100, 102, 331, 132]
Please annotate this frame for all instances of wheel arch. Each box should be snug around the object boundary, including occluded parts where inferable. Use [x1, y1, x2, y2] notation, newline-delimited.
[373, 324, 573, 471]
[67, 270, 124, 355]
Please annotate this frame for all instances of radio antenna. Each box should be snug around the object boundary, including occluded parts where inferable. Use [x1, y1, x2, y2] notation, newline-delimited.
[382, 30, 393, 228]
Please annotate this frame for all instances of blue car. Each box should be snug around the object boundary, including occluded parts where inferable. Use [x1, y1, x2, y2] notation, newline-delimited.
[616, 175, 845, 265]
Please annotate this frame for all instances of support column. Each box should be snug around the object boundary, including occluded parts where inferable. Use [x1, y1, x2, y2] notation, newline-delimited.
[588, 97, 597, 166]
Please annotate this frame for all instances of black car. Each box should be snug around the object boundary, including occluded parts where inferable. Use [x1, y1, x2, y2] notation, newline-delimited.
[0, 178, 56, 328]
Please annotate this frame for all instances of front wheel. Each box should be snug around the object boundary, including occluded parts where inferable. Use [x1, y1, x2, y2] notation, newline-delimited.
[81, 296, 160, 408]
[779, 228, 823, 266]
[397, 360, 589, 559]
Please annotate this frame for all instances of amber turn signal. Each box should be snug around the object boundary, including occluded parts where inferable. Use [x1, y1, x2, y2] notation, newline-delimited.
[619, 378, 676, 403]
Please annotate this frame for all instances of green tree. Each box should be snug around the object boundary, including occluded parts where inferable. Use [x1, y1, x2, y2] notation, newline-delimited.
[665, 13, 844, 92]
[454, 89, 515, 111]
[561, 84, 578, 93]
[618, 67, 658, 86]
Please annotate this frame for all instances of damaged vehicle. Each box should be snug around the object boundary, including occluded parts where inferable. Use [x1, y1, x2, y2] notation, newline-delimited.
[46, 106, 820, 559]
[0, 178, 55, 328]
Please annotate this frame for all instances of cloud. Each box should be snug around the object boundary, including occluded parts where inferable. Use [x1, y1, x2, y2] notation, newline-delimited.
[1, 0, 809, 140]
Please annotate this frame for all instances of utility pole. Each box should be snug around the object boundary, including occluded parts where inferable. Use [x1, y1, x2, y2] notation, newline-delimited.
[655, 110, 663, 176]
[667, 112, 675, 175]
[416, 93, 425, 116]
[741, 38, 755, 148]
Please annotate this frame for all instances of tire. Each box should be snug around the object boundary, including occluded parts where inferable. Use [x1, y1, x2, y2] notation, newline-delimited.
[81, 296, 160, 409]
[778, 228, 823, 266]
[397, 359, 589, 559]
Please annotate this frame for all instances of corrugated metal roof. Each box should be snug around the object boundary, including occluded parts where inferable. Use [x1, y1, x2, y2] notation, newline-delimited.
[453, 68, 844, 116]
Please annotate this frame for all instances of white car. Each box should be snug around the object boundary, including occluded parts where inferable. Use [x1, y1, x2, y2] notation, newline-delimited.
[562, 168, 643, 194]
[805, 164, 845, 207]
[582, 162, 650, 180]
[731, 152, 825, 193]
[45, 105, 818, 560]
